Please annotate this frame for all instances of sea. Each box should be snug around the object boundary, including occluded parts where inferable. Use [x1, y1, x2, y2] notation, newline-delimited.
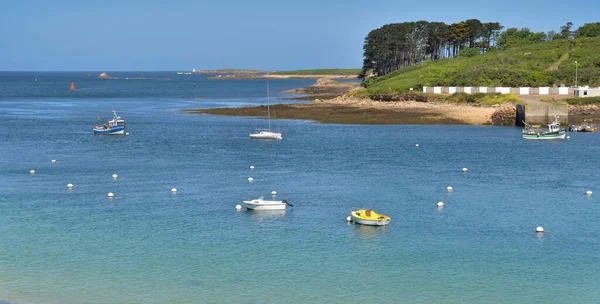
[0, 72, 599, 304]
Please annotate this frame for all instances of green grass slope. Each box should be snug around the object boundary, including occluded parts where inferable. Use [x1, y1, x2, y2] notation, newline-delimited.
[364, 37, 600, 94]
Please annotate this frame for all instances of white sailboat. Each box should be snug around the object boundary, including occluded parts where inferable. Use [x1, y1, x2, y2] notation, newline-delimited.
[250, 83, 282, 140]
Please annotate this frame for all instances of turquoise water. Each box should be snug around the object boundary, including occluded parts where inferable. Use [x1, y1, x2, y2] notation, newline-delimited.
[1, 73, 600, 303]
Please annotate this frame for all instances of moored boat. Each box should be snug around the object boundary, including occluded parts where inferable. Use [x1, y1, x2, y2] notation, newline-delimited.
[250, 83, 282, 140]
[577, 119, 597, 132]
[350, 209, 391, 226]
[522, 116, 566, 140]
[243, 197, 293, 210]
[93, 111, 126, 135]
[249, 130, 282, 140]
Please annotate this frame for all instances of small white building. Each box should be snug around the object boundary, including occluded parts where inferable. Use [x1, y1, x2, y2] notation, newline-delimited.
[574, 87, 600, 98]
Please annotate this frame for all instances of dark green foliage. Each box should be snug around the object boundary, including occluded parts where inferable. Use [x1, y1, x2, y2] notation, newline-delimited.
[369, 93, 437, 102]
[558, 22, 574, 40]
[564, 97, 600, 105]
[361, 19, 503, 77]
[457, 47, 480, 58]
[496, 28, 547, 49]
[576, 23, 600, 38]
[442, 93, 521, 105]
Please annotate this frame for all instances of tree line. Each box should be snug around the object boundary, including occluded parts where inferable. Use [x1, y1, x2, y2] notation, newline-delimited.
[362, 20, 600, 77]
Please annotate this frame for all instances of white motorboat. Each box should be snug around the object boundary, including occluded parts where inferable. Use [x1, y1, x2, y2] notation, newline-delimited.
[243, 197, 293, 210]
[250, 83, 282, 140]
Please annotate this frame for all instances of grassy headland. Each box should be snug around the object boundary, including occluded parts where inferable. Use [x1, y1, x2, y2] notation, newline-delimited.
[362, 36, 600, 94]
[272, 69, 361, 76]
[193, 22, 600, 126]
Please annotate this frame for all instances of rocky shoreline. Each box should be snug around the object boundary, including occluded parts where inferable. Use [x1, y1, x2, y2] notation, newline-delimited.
[568, 104, 600, 115]
[184, 92, 518, 125]
[183, 81, 600, 125]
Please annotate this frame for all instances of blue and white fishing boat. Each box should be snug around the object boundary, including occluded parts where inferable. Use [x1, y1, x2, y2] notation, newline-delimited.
[93, 111, 126, 135]
[522, 116, 566, 140]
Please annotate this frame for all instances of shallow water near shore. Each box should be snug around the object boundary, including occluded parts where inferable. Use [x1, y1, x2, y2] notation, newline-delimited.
[1, 72, 600, 303]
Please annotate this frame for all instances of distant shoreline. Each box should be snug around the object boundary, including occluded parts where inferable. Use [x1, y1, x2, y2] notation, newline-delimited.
[187, 68, 360, 80]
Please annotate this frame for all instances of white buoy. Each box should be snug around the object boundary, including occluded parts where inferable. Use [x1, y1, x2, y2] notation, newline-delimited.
[235, 204, 242, 211]
[112, 174, 118, 179]
[171, 188, 177, 193]
[566, 135, 571, 139]
[346, 216, 352, 222]
[536, 226, 544, 233]
[415, 144, 419, 147]
[67, 183, 73, 189]
[586, 190, 593, 196]
[51, 159, 57, 163]
[248, 177, 254, 182]
[271, 191, 277, 196]
[447, 186, 453, 191]
[437, 202, 444, 207]
[126, 132, 130, 135]
[30, 170, 35, 174]
[108, 192, 114, 198]
[462, 168, 468, 173]
[250, 165, 255, 170]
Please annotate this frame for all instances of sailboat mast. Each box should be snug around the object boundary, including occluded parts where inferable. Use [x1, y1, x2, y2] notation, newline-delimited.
[267, 83, 271, 131]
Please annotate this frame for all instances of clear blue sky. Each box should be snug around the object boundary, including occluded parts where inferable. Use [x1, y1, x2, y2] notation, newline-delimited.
[0, 0, 597, 71]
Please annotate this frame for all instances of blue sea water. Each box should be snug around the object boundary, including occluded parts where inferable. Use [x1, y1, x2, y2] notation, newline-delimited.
[0, 72, 599, 303]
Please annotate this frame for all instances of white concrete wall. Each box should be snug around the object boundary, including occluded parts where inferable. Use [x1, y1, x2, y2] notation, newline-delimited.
[424, 86, 574, 95]
[495, 87, 510, 94]
[558, 87, 569, 95]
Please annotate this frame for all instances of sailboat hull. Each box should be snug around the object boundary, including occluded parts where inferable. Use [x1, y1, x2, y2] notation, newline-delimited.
[249, 131, 282, 140]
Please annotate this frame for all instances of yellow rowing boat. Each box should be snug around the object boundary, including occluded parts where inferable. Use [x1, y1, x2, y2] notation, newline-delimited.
[351, 209, 391, 226]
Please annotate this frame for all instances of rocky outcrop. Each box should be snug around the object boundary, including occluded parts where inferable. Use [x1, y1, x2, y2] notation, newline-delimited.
[285, 78, 360, 97]
[569, 105, 600, 115]
[491, 105, 517, 125]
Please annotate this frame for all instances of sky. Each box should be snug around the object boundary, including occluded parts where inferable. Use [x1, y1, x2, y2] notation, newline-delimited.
[0, 0, 598, 71]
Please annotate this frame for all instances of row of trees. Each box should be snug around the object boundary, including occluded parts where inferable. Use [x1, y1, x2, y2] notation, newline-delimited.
[362, 20, 600, 77]
[361, 19, 503, 76]
[496, 22, 600, 49]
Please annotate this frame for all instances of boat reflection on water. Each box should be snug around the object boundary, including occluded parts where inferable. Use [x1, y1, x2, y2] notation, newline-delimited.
[243, 210, 286, 222]
[352, 223, 389, 240]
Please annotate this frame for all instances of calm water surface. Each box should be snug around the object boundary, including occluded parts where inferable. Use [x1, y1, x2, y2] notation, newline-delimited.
[0, 72, 599, 303]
